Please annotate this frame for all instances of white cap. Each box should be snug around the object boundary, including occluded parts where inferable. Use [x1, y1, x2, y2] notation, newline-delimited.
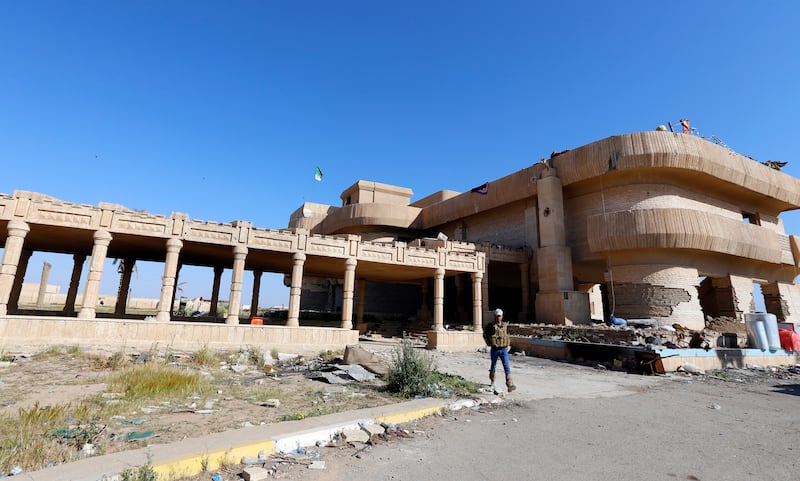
[494, 309, 503, 316]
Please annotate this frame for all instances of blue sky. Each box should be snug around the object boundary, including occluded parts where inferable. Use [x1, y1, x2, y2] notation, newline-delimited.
[2, 1, 799, 308]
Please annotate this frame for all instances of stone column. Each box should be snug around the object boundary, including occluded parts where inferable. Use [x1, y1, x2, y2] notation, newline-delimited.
[36, 261, 52, 308]
[481, 259, 490, 315]
[156, 238, 182, 322]
[433, 268, 445, 332]
[286, 252, 306, 327]
[8, 249, 33, 312]
[534, 168, 589, 325]
[520, 261, 530, 322]
[341, 258, 357, 329]
[251, 270, 263, 318]
[115, 258, 136, 317]
[63, 254, 86, 315]
[472, 271, 483, 332]
[210, 265, 223, 318]
[226, 245, 248, 324]
[356, 279, 367, 333]
[0, 221, 30, 316]
[78, 230, 113, 320]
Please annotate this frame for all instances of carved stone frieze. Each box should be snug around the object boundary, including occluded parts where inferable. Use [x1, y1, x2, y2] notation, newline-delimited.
[406, 255, 436, 266]
[359, 248, 393, 261]
[185, 227, 234, 243]
[31, 209, 94, 227]
[307, 240, 346, 257]
[114, 217, 169, 234]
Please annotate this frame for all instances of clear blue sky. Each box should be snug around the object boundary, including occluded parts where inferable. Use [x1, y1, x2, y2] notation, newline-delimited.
[2, 1, 799, 308]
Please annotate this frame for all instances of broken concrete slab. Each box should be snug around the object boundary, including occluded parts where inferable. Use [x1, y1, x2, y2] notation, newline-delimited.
[343, 345, 387, 376]
[342, 428, 370, 444]
[360, 423, 385, 436]
[340, 364, 376, 382]
[311, 371, 349, 384]
[241, 466, 270, 481]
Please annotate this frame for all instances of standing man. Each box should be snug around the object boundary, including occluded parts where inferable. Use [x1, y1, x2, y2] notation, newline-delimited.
[483, 308, 516, 394]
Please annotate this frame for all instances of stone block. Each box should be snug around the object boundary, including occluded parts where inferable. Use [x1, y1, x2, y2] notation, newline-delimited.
[342, 428, 370, 444]
[242, 467, 270, 481]
[361, 423, 385, 436]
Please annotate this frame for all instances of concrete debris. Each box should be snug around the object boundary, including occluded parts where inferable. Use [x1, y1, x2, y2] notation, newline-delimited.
[310, 363, 378, 384]
[308, 461, 326, 470]
[311, 371, 349, 384]
[258, 399, 281, 408]
[360, 423, 386, 436]
[627, 318, 659, 328]
[343, 344, 388, 376]
[342, 428, 370, 444]
[341, 364, 377, 381]
[241, 466, 270, 481]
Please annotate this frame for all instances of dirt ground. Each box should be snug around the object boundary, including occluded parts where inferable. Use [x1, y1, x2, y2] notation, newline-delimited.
[0, 346, 397, 472]
[171, 361, 800, 481]
[3, 344, 800, 480]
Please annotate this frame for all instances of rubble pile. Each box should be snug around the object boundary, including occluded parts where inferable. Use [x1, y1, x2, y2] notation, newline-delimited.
[509, 316, 754, 350]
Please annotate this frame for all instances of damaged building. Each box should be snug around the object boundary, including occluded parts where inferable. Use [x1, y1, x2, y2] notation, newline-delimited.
[2, 130, 800, 357]
[289, 130, 800, 334]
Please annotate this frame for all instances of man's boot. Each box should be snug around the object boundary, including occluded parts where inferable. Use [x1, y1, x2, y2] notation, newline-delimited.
[506, 374, 517, 392]
[489, 371, 498, 394]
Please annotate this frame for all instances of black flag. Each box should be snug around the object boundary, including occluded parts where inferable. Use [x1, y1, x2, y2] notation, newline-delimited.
[470, 182, 488, 195]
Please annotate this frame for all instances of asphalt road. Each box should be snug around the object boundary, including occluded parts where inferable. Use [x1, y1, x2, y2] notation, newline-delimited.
[312, 365, 800, 481]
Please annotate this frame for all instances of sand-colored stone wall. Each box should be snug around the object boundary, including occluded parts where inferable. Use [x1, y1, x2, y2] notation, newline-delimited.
[0, 316, 359, 355]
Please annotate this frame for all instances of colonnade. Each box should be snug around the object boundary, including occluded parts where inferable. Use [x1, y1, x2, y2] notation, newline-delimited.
[0, 220, 489, 332]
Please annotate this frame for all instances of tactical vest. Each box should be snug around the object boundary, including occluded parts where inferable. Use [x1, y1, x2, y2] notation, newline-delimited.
[488, 322, 509, 348]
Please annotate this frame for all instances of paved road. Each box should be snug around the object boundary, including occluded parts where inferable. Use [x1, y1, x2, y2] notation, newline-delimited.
[315, 375, 800, 481]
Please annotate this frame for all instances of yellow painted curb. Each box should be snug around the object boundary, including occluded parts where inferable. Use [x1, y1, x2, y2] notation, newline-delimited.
[152, 441, 275, 481]
[375, 404, 443, 425]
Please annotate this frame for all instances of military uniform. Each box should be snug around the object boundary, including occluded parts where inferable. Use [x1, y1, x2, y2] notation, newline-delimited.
[483, 309, 516, 393]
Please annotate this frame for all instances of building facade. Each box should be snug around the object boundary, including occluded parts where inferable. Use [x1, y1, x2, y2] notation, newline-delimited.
[3, 130, 800, 353]
[289, 131, 800, 331]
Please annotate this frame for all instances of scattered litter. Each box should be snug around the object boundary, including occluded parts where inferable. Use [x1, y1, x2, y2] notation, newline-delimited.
[120, 417, 146, 425]
[678, 363, 705, 375]
[122, 431, 154, 441]
[258, 399, 281, 408]
[708, 403, 721, 410]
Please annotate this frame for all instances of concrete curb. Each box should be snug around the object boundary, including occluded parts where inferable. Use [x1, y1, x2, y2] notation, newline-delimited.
[21, 397, 450, 481]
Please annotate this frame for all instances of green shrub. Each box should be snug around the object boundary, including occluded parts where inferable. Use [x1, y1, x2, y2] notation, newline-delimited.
[384, 339, 438, 398]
